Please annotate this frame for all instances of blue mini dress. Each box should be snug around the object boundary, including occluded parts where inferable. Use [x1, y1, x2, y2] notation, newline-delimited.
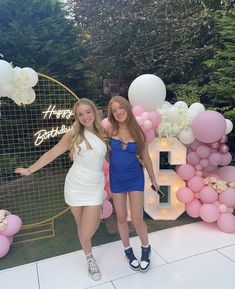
[109, 138, 144, 193]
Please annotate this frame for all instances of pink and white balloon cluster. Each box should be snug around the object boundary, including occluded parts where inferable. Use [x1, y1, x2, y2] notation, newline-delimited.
[0, 209, 22, 258]
[101, 161, 113, 219]
[176, 164, 235, 233]
[132, 105, 161, 144]
[187, 110, 233, 175]
[0, 59, 38, 105]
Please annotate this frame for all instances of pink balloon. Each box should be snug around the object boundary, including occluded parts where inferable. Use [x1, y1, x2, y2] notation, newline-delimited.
[217, 166, 235, 182]
[148, 111, 161, 128]
[145, 129, 155, 144]
[176, 187, 194, 203]
[103, 160, 109, 175]
[135, 115, 144, 126]
[177, 164, 196, 180]
[143, 119, 153, 130]
[217, 213, 235, 233]
[199, 186, 218, 203]
[200, 204, 220, 222]
[195, 164, 202, 171]
[187, 176, 205, 193]
[219, 188, 235, 208]
[1, 214, 22, 237]
[196, 170, 203, 176]
[190, 140, 202, 151]
[192, 110, 226, 143]
[196, 145, 211, 159]
[132, 105, 145, 116]
[101, 117, 110, 129]
[101, 200, 113, 219]
[141, 112, 149, 121]
[187, 151, 200, 166]
[208, 152, 222, 166]
[220, 152, 232, 166]
[210, 142, 220, 149]
[186, 199, 202, 218]
[0, 235, 10, 258]
[219, 204, 228, 213]
[104, 180, 112, 199]
[219, 144, 229, 154]
[204, 165, 217, 172]
[200, 158, 209, 168]
[220, 135, 228, 144]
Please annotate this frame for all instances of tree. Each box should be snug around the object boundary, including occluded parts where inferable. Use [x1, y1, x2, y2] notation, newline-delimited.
[68, 0, 220, 100]
[0, 0, 86, 95]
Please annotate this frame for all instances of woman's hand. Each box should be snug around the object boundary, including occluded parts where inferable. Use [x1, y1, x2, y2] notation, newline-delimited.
[15, 168, 31, 176]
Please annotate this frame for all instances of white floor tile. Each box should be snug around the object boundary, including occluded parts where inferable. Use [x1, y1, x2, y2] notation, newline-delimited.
[218, 244, 235, 262]
[112, 265, 194, 289]
[0, 263, 39, 289]
[38, 250, 100, 289]
[2, 222, 235, 289]
[88, 282, 115, 289]
[167, 250, 235, 289]
[149, 221, 235, 262]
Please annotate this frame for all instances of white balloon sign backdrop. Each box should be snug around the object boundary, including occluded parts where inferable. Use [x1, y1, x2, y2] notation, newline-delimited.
[0, 59, 38, 105]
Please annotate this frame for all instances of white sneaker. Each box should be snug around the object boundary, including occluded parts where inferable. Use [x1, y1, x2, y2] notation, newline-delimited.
[87, 257, 101, 281]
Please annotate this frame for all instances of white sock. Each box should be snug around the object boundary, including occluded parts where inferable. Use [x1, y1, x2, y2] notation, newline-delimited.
[124, 246, 131, 250]
[142, 244, 150, 248]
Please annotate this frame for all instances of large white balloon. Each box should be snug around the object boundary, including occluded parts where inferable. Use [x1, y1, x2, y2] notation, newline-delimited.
[128, 74, 166, 111]
[0, 60, 14, 85]
[22, 67, 38, 88]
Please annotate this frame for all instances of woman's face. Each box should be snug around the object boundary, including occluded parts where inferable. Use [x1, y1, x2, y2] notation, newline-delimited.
[76, 103, 95, 129]
[111, 101, 128, 123]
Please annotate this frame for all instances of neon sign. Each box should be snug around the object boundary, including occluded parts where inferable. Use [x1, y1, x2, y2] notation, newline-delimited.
[34, 105, 73, 146]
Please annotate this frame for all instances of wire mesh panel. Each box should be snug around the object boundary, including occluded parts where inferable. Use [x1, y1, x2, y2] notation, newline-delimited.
[0, 74, 78, 228]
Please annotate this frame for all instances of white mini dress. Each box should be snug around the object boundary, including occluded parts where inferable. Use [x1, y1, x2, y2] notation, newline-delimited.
[64, 130, 107, 206]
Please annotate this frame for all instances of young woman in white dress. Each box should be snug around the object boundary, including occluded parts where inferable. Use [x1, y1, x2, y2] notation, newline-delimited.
[15, 98, 107, 281]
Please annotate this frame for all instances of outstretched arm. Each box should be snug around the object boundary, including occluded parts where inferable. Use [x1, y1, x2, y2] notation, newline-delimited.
[15, 132, 72, 176]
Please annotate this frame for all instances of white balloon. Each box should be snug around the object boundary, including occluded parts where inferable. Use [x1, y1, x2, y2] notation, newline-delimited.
[178, 128, 195, 145]
[128, 74, 166, 111]
[225, 119, 233, 135]
[188, 108, 200, 125]
[166, 106, 180, 122]
[162, 101, 171, 108]
[174, 101, 188, 110]
[189, 102, 205, 113]
[0, 60, 14, 85]
[22, 67, 38, 88]
[24, 88, 36, 105]
[0, 83, 14, 96]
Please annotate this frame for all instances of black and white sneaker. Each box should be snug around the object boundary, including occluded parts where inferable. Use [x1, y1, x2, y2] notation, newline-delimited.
[124, 247, 140, 271]
[140, 245, 151, 272]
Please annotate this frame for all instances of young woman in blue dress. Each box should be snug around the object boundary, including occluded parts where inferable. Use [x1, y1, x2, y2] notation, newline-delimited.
[107, 96, 158, 272]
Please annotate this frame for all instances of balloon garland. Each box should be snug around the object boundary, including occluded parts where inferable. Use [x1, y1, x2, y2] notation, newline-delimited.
[102, 74, 235, 233]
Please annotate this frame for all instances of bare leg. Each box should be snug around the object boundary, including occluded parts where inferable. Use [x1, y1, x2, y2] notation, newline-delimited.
[112, 193, 130, 247]
[129, 191, 149, 246]
[79, 205, 101, 255]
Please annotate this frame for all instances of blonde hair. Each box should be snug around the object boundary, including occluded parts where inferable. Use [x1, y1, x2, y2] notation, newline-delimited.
[69, 98, 107, 159]
[107, 96, 146, 155]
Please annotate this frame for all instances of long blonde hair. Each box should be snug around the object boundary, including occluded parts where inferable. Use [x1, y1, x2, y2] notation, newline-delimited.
[69, 98, 107, 159]
[107, 96, 146, 155]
